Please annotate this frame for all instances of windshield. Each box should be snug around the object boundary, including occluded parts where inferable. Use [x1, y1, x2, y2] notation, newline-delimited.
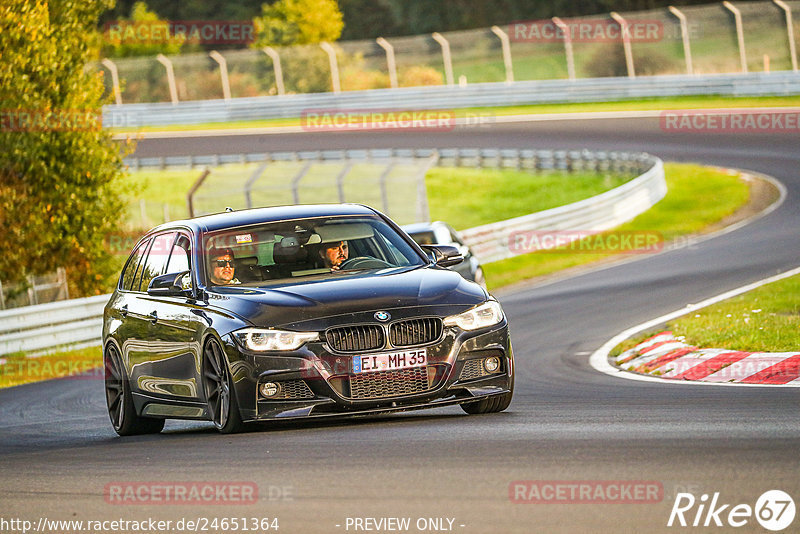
[203, 216, 425, 286]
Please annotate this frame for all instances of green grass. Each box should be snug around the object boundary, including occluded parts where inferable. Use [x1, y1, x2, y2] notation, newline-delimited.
[614, 273, 800, 356]
[484, 163, 750, 289]
[110, 95, 800, 133]
[426, 167, 628, 230]
[123, 165, 631, 230]
[0, 346, 102, 389]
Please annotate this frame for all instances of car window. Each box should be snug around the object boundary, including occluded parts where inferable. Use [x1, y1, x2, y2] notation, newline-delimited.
[166, 233, 191, 274]
[120, 238, 150, 291]
[137, 232, 176, 292]
[203, 216, 425, 285]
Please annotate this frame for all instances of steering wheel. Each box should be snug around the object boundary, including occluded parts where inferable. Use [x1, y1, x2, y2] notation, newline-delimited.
[338, 256, 392, 270]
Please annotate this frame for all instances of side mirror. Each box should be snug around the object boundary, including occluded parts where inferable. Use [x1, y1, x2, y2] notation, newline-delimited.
[147, 271, 191, 297]
[420, 245, 463, 268]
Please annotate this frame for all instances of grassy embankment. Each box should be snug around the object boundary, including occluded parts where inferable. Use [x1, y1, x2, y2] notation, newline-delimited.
[613, 274, 800, 356]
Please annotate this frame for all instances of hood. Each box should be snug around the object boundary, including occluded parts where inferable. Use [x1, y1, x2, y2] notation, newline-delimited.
[206, 266, 487, 328]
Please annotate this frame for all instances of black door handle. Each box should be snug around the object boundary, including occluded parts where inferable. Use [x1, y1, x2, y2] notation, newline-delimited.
[148, 311, 158, 324]
[120, 304, 128, 317]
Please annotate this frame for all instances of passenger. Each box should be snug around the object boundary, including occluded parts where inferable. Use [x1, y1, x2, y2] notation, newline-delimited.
[208, 247, 240, 285]
[319, 240, 349, 270]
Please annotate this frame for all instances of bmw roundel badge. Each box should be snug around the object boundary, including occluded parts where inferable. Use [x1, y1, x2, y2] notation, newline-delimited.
[374, 311, 391, 322]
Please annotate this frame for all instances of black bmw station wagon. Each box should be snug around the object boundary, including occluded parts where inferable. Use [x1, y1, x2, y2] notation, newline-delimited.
[103, 204, 514, 435]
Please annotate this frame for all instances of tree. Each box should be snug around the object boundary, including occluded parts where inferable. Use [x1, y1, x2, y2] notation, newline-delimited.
[0, 0, 131, 296]
[102, 1, 185, 58]
[252, 0, 343, 47]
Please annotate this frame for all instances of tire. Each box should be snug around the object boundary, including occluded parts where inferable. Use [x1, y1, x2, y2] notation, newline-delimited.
[104, 344, 165, 436]
[202, 337, 246, 434]
[460, 372, 514, 415]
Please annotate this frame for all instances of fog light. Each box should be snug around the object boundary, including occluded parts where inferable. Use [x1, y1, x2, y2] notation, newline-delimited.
[259, 382, 280, 398]
[483, 357, 500, 373]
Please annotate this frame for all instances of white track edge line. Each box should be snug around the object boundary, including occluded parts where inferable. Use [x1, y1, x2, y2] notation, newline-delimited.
[589, 265, 800, 388]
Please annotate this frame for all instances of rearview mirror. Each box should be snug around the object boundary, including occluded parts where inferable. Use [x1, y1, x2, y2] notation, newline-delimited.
[420, 245, 463, 267]
[147, 271, 191, 297]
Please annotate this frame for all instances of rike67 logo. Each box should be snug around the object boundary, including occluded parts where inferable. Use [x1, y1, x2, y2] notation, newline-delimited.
[668, 490, 795, 531]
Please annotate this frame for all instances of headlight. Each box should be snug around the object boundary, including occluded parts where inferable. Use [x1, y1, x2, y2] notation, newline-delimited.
[443, 300, 504, 331]
[233, 328, 318, 351]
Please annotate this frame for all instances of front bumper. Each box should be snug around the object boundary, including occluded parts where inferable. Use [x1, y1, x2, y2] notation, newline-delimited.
[223, 321, 513, 422]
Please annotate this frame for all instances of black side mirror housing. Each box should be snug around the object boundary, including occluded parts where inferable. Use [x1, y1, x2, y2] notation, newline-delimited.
[420, 245, 464, 268]
[147, 271, 192, 297]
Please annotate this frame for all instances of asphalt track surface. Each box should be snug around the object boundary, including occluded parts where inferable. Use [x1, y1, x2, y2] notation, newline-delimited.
[2, 116, 799, 533]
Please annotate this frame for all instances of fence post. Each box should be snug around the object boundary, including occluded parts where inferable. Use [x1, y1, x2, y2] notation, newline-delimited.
[723, 1, 748, 73]
[244, 162, 269, 209]
[292, 160, 314, 204]
[378, 161, 397, 215]
[208, 50, 231, 101]
[0, 279, 5, 310]
[552, 17, 576, 81]
[376, 37, 398, 89]
[610, 12, 636, 78]
[262, 47, 286, 95]
[320, 42, 341, 93]
[431, 32, 455, 86]
[773, 0, 798, 72]
[668, 6, 695, 75]
[100, 58, 123, 105]
[490, 26, 514, 83]
[335, 161, 354, 203]
[187, 168, 211, 218]
[156, 53, 179, 104]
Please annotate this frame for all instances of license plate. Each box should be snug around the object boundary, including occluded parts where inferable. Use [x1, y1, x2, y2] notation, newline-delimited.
[352, 349, 427, 374]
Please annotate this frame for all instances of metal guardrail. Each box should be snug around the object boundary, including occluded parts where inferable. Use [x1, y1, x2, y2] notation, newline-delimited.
[104, 72, 800, 128]
[0, 148, 663, 356]
[0, 294, 109, 356]
[460, 155, 666, 263]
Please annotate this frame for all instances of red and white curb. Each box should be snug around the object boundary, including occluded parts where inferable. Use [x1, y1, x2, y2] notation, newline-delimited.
[590, 265, 800, 388]
[616, 331, 800, 385]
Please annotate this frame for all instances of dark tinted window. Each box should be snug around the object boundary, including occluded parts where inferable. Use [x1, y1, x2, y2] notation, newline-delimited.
[120, 238, 150, 291]
[137, 232, 176, 292]
[166, 233, 191, 274]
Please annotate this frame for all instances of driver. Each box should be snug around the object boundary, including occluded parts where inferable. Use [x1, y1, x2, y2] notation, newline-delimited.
[319, 240, 349, 270]
[208, 247, 241, 285]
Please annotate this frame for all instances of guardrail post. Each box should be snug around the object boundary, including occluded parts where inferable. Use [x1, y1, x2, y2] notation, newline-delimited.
[187, 168, 211, 218]
[610, 12, 636, 78]
[262, 47, 286, 95]
[773, 0, 798, 72]
[490, 26, 514, 83]
[156, 53, 179, 104]
[376, 37, 398, 89]
[208, 50, 231, 101]
[551, 17, 576, 81]
[431, 32, 455, 86]
[100, 58, 123, 105]
[668, 6, 695, 75]
[723, 1, 748, 73]
[320, 42, 341, 93]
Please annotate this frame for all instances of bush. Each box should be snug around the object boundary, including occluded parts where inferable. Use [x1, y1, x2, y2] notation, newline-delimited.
[399, 65, 444, 87]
